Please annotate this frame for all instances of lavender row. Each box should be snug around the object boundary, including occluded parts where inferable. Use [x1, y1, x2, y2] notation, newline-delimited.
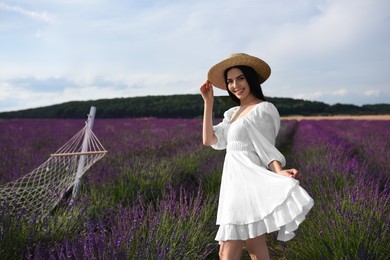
[0, 119, 82, 184]
[284, 120, 389, 259]
[306, 119, 390, 181]
[0, 118, 203, 185]
[1, 187, 218, 259]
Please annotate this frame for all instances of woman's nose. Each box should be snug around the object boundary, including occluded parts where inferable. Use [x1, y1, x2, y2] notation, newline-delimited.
[232, 80, 239, 89]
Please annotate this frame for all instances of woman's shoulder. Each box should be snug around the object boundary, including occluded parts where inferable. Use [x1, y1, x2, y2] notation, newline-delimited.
[249, 101, 279, 119]
[255, 101, 278, 113]
[223, 106, 239, 119]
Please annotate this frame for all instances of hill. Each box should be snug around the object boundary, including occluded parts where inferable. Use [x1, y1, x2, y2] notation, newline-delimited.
[0, 94, 388, 119]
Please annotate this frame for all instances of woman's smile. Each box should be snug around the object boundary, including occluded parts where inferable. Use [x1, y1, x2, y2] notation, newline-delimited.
[233, 88, 244, 95]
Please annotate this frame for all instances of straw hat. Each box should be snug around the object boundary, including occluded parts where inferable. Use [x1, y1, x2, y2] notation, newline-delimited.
[207, 53, 271, 90]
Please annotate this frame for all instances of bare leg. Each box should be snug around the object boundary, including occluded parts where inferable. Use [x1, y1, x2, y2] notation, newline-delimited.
[219, 240, 244, 260]
[245, 235, 270, 260]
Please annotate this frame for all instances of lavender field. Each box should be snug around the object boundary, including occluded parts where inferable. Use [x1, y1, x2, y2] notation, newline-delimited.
[0, 117, 389, 259]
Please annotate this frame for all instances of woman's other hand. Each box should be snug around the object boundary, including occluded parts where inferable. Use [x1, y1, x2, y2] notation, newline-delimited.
[277, 168, 300, 179]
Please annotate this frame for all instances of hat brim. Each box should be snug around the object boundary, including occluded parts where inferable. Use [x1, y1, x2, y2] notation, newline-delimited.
[207, 53, 271, 90]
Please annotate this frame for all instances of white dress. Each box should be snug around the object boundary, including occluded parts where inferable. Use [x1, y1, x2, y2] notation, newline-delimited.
[212, 101, 314, 242]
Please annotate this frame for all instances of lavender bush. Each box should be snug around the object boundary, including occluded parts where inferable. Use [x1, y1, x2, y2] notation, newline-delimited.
[0, 118, 388, 259]
[0, 119, 81, 184]
[284, 120, 389, 259]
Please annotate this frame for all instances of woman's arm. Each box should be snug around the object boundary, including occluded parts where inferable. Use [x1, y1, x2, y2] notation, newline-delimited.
[268, 160, 300, 179]
[200, 81, 217, 146]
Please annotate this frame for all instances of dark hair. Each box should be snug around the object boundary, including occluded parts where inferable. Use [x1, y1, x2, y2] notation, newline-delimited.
[223, 65, 266, 105]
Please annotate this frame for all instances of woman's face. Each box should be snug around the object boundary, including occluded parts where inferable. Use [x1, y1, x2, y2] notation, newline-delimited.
[226, 67, 251, 101]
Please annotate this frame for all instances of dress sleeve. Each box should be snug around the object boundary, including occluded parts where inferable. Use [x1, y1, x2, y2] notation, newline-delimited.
[211, 107, 236, 150]
[244, 102, 286, 167]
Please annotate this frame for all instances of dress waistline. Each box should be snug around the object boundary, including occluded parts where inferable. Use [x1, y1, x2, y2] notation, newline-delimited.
[226, 141, 255, 152]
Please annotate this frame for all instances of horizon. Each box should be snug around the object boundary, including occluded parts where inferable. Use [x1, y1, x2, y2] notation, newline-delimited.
[0, 93, 388, 114]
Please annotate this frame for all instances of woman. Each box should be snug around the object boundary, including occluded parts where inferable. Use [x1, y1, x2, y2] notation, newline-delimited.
[200, 53, 314, 259]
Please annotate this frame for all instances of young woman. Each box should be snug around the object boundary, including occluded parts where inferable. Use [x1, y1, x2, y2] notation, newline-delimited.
[200, 53, 314, 259]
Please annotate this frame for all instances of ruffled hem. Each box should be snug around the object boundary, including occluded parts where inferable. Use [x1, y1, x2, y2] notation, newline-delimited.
[215, 184, 314, 242]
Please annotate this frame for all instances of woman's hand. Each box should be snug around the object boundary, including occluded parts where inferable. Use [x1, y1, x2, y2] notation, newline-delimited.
[268, 161, 300, 179]
[277, 168, 300, 179]
[200, 80, 214, 103]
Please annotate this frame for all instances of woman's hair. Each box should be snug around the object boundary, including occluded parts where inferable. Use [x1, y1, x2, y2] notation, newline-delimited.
[223, 65, 266, 105]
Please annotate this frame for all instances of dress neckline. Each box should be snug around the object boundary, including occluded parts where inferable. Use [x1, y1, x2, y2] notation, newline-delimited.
[228, 101, 265, 124]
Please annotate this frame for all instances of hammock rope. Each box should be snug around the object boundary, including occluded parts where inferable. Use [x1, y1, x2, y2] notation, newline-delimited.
[0, 108, 107, 219]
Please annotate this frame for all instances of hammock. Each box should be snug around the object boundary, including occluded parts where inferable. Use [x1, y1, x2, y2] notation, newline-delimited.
[0, 107, 107, 219]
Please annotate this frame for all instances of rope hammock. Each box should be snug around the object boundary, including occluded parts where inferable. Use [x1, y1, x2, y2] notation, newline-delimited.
[0, 107, 107, 219]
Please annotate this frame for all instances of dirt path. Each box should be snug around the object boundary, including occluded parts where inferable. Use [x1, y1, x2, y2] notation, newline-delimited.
[282, 115, 390, 120]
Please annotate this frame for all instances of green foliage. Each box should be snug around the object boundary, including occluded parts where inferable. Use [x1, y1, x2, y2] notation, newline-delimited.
[0, 199, 98, 259]
[0, 94, 388, 119]
[0, 214, 31, 259]
[98, 156, 175, 205]
[125, 190, 218, 259]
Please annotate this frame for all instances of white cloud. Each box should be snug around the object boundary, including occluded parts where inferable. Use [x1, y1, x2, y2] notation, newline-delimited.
[293, 91, 324, 101]
[256, 0, 390, 61]
[0, 2, 55, 22]
[0, 82, 12, 100]
[364, 89, 381, 97]
[332, 88, 348, 96]
[0, 0, 389, 112]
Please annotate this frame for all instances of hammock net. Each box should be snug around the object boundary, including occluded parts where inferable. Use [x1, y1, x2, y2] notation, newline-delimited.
[0, 120, 107, 219]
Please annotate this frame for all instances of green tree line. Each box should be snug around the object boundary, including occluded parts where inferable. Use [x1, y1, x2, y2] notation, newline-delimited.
[0, 94, 388, 119]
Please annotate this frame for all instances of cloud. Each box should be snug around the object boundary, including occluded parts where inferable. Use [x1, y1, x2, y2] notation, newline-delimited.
[364, 89, 381, 97]
[0, 73, 199, 112]
[332, 88, 348, 96]
[293, 91, 325, 101]
[291, 87, 390, 106]
[0, 78, 123, 112]
[0, 82, 12, 101]
[8, 77, 78, 92]
[0, 2, 55, 22]
[255, 0, 390, 62]
[0, 0, 389, 112]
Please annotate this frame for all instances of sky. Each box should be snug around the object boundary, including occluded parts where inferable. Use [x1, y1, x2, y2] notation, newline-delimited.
[0, 0, 389, 112]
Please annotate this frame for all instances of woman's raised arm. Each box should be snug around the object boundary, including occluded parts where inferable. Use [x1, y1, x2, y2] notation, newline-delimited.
[200, 80, 217, 146]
